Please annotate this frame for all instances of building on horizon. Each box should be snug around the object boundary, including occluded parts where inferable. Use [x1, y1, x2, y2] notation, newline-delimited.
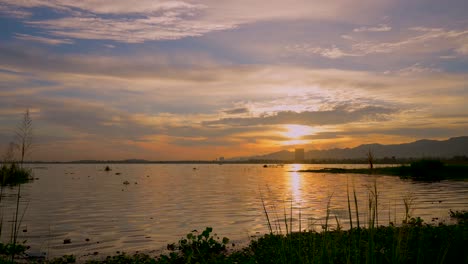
[294, 148, 305, 162]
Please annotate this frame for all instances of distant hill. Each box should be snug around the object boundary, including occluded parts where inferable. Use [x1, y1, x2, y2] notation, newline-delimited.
[70, 159, 151, 163]
[239, 136, 468, 161]
[247, 150, 293, 161]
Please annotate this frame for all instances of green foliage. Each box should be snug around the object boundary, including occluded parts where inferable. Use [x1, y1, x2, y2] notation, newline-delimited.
[47, 255, 76, 264]
[0, 163, 33, 186]
[159, 227, 230, 264]
[0, 242, 27, 256]
[85, 253, 155, 264]
[0, 242, 27, 263]
[402, 217, 424, 227]
[19, 221, 466, 264]
[233, 223, 468, 264]
[450, 210, 468, 224]
[245, 182, 467, 264]
[74, 228, 231, 264]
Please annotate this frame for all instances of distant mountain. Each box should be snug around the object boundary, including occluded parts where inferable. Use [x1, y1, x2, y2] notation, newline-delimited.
[70, 159, 151, 163]
[241, 150, 293, 161]
[239, 136, 468, 161]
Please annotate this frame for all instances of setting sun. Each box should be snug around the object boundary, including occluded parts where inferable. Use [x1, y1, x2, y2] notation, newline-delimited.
[1, 1, 467, 262]
[283, 124, 315, 139]
[0, 0, 467, 161]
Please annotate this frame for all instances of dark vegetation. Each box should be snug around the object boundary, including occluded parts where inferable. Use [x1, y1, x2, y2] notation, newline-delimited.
[0, 163, 33, 186]
[11, 217, 466, 264]
[240, 223, 467, 264]
[0, 109, 34, 186]
[0, 109, 35, 263]
[450, 210, 468, 224]
[299, 159, 468, 181]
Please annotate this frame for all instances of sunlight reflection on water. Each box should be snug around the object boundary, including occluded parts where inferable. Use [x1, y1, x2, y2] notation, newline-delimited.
[0, 164, 466, 259]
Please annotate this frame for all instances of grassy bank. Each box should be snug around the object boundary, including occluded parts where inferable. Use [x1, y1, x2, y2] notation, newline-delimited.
[299, 160, 468, 181]
[16, 220, 466, 264]
[8, 203, 468, 264]
[239, 223, 468, 264]
[0, 163, 33, 186]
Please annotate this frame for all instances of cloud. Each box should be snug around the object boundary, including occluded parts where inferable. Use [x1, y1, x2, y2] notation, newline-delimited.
[303, 46, 355, 59]
[288, 27, 468, 59]
[439, 55, 457, 59]
[392, 63, 442, 76]
[222, 107, 250, 115]
[0, 96, 158, 140]
[351, 28, 468, 55]
[0, 0, 385, 20]
[0, 4, 31, 18]
[201, 0, 386, 24]
[2, 44, 466, 106]
[311, 123, 468, 142]
[285, 42, 367, 59]
[353, 24, 392, 32]
[203, 105, 396, 127]
[0, 0, 203, 14]
[1, 42, 467, 159]
[0, 44, 222, 81]
[456, 43, 468, 55]
[1, 1, 468, 160]
[2, 44, 466, 98]
[0, 0, 387, 42]
[26, 15, 237, 43]
[14, 33, 74, 45]
[2, 0, 235, 43]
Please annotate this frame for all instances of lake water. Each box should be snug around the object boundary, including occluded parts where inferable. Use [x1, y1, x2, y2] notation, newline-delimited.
[1, 164, 467, 260]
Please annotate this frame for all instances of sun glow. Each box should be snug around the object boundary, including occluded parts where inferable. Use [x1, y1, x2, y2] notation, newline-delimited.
[283, 124, 315, 139]
[282, 139, 311, 146]
[280, 124, 316, 146]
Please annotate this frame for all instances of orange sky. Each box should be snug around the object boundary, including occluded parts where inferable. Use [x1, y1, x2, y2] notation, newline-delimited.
[0, 0, 467, 161]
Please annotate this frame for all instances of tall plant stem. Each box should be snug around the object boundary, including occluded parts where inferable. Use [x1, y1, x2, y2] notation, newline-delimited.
[11, 184, 21, 261]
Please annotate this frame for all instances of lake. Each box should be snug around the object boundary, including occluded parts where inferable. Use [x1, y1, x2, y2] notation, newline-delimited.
[1, 164, 467, 260]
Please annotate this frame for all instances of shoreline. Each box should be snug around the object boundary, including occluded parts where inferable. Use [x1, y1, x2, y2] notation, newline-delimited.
[298, 162, 468, 181]
[13, 218, 468, 263]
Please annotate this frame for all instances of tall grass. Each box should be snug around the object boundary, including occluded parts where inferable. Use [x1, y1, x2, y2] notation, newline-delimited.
[0, 163, 32, 186]
[260, 188, 273, 234]
[0, 163, 32, 262]
[0, 109, 34, 262]
[252, 181, 468, 264]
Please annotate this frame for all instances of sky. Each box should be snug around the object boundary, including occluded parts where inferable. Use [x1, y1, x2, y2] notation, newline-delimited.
[0, 0, 467, 161]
